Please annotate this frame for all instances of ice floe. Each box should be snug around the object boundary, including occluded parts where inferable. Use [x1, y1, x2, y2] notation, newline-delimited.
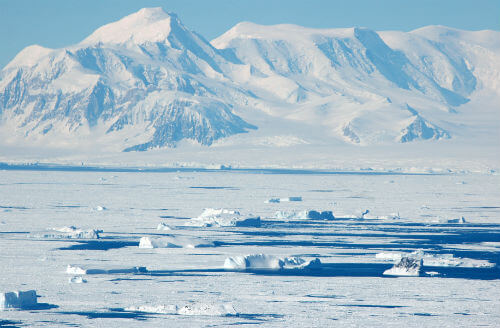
[383, 257, 423, 276]
[30, 226, 101, 239]
[274, 210, 334, 220]
[185, 208, 261, 227]
[265, 197, 302, 203]
[224, 254, 322, 271]
[125, 303, 237, 316]
[1, 290, 37, 310]
[139, 236, 214, 248]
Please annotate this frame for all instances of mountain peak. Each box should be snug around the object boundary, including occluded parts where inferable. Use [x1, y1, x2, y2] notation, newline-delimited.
[81, 7, 181, 45]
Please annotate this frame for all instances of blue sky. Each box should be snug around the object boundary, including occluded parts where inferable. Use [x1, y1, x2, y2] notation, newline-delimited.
[1, 0, 499, 68]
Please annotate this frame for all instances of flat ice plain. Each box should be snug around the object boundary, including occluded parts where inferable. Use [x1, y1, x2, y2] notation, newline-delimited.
[0, 167, 499, 327]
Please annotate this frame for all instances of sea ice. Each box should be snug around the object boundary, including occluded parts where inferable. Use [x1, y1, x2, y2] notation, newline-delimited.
[139, 236, 215, 248]
[185, 208, 261, 227]
[0, 290, 37, 310]
[383, 257, 422, 276]
[224, 254, 321, 271]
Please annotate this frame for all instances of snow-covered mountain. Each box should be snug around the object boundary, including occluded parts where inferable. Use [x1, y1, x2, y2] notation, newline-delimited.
[0, 7, 499, 154]
[0, 8, 256, 151]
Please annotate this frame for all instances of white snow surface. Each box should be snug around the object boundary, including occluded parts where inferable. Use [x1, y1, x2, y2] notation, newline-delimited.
[1, 119, 500, 327]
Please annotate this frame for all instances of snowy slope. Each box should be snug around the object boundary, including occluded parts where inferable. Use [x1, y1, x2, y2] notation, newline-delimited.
[0, 7, 499, 161]
[0, 8, 256, 151]
[212, 23, 499, 145]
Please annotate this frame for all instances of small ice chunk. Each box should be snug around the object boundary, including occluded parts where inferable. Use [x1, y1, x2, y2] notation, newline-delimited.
[156, 223, 172, 231]
[305, 210, 335, 220]
[95, 206, 106, 211]
[358, 209, 370, 219]
[139, 236, 214, 248]
[0, 290, 37, 310]
[69, 276, 87, 284]
[67, 265, 87, 275]
[447, 217, 467, 224]
[383, 257, 422, 276]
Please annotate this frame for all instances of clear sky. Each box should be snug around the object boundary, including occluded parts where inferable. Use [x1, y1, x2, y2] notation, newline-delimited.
[1, 0, 499, 69]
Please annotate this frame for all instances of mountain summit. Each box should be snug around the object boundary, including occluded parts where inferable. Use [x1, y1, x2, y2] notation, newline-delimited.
[82, 7, 180, 45]
[0, 8, 499, 154]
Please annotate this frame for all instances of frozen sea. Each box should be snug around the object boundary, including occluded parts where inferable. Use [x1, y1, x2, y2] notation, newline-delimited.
[1, 168, 499, 327]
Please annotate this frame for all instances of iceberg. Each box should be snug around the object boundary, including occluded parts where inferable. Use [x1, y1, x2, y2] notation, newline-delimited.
[224, 254, 322, 271]
[1, 290, 37, 310]
[383, 257, 422, 276]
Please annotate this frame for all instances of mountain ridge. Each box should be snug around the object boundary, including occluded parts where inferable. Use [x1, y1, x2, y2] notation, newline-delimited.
[1, 7, 498, 154]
